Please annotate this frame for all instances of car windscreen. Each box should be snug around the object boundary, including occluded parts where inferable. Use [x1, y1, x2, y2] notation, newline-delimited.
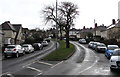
[108, 46, 119, 50]
[6, 46, 15, 48]
[98, 44, 106, 47]
[22, 46, 28, 47]
[112, 50, 120, 56]
[43, 42, 46, 43]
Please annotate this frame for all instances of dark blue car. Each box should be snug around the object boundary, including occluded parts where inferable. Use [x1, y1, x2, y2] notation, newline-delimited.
[105, 45, 119, 59]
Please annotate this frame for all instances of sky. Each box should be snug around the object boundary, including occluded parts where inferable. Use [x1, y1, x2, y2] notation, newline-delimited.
[0, 0, 120, 30]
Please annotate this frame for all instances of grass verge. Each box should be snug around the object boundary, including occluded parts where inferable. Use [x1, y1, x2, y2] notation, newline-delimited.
[42, 40, 75, 61]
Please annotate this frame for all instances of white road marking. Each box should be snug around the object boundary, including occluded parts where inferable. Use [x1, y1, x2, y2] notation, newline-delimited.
[34, 72, 42, 77]
[26, 66, 42, 73]
[22, 61, 36, 68]
[78, 60, 98, 74]
[51, 61, 63, 68]
[74, 42, 100, 74]
[36, 61, 53, 66]
[0, 72, 14, 77]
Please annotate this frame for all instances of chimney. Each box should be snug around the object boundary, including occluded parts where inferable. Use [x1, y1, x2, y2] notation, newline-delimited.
[95, 23, 97, 28]
[5, 21, 10, 23]
[112, 19, 116, 24]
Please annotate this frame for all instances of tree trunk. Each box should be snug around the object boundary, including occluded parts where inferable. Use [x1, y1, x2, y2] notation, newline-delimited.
[60, 27, 63, 40]
[66, 29, 70, 48]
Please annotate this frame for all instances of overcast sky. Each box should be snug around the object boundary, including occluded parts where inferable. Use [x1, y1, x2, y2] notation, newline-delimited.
[0, 0, 119, 30]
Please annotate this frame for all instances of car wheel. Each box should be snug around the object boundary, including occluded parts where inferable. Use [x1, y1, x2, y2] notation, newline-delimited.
[15, 52, 19, 58]
[23, 51, 25, 55]
[4, 54, 8, 58]
[105, 52, 107, 57]
[110, 67, 114, 71]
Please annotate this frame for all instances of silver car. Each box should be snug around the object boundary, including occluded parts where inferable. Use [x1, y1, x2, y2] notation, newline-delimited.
[42, 41, 49, 47]
[22, 44, 34, 53]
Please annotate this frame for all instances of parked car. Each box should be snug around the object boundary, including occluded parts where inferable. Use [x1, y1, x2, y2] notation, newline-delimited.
[91, 42, 100, 50]
[88, 41, 94, 48]
[95, 43, 107, 52]
[42, 41, 49, 47]
[79, 39, 87, 44]
[4, 45, 24, 58]
[22, 44, 34, 53]
[32, 43, 43, 51]
[110, 48, 120, 71]
[44, 38, 51, 42]
[105, 45, 119, 59]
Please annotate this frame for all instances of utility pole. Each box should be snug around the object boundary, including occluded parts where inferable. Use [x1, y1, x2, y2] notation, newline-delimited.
[55, 0, 58, 50]
[94, 19, 96, 41]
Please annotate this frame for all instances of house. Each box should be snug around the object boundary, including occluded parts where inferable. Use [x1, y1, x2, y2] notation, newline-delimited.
[22, 28, 30, 40]
[93, 25, 107, 41]
[69, 28, 80, 38]
[101, 30, 108, 39]
[80, 28, 93, 39]
[0, 25, 4, 48]
[1, 21, 16, 45]
[107, 20, 120, 41]
[12, 24, 24, 44]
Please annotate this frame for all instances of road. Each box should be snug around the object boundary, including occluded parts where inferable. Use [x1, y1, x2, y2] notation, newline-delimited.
[41, 41, 120, 75]
[1, 41, 59, 76]
[1, 41, 120, 77]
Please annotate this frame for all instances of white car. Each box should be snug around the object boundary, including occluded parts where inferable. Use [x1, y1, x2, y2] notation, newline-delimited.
[95, 43, 107, 52]
[79, 39, 86, 44]
[88, 41, 94, 48]
[42, 41, 49, 47]
[22, 44, 34, 53]
[4, 45, 24, 58]
[110, 48, 120, 71]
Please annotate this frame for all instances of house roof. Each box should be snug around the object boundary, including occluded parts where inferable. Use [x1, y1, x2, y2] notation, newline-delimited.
[12, 24, 22, 32]
[81, 28, 93, 33]
[1, 21, 16, 32]
[115, 21, 120, 27]
[107, 21, 120, 29]
[95, 26, 107, 31]
[0, 25, 4, 35]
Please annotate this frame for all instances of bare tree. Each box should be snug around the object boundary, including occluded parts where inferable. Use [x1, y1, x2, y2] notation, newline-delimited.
[42, 1, 79, 48]
[42, 5, 64, 40]
[59, 2, 79, 48]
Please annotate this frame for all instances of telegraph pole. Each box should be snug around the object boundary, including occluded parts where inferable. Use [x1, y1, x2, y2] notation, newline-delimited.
[94, 19, 96, 41]
[55, 0, 58, 50]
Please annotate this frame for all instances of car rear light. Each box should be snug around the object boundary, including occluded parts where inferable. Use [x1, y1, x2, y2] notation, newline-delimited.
[14, 49, 16, 51]
[4, 48, 6, 51]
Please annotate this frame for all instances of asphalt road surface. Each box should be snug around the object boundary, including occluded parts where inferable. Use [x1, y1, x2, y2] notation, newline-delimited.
[1, 41, 59, 76]
[1, 41, 120, 77]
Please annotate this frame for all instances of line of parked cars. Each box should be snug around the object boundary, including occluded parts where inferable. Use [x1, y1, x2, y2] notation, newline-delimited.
[3, 40, 50, 59]
[88, 41, 120, 71]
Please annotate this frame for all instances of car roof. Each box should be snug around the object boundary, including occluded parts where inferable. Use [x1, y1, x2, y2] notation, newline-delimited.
[7, 45, 16, 46]
[22, 44, 31, 46]
[98, 43, 105, 45]
[107, 45, 119, 47]
[114, 48, 120, 51]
